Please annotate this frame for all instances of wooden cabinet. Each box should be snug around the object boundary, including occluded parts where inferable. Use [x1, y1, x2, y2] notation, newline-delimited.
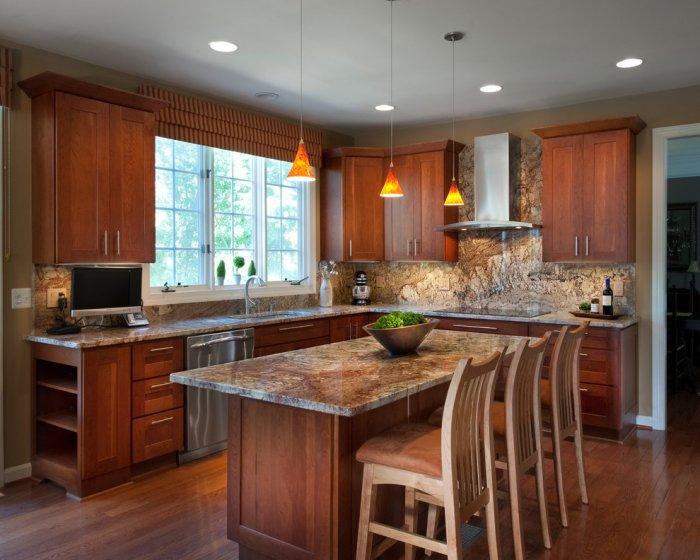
[535, 117, 644, 263]
[321, 149, 386, 262]
[255, 318, 330, 347]
[132, 408, 184, 464]
[81, 346, 131, 480]
[18, 72, 167, 264]
[132, 375, 183, 417]
[330, 314, 370, 342]
[384, 143, 462, 262]
[438, 317, 529, 336]
[132, 338, 184, 380]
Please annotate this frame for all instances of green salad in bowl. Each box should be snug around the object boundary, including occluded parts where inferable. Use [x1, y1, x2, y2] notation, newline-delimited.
[364, 311, 437, 356]
[373, 311, 428, 329]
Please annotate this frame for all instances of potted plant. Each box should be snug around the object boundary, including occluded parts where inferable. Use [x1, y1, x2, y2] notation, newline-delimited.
[247, 260, 257, 277]
[216, 260, 226, 286]
[233, 256, 245, 285]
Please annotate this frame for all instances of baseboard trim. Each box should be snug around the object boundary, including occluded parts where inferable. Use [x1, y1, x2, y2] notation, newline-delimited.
[636, 415, 654, 429]
[4, 462, 32, 484]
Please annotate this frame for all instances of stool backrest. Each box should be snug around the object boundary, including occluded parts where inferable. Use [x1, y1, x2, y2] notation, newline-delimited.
[550, 321, 589, 433]
[441, 349, 504, 513]
[505, 334, 551, 465]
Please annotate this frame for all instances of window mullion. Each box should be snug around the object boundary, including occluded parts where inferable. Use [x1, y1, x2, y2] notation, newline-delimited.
[203, 146, 213, 288]
[256, 157, 266, 280]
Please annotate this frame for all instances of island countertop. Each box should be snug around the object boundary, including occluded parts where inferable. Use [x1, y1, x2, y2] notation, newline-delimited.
[170, 329, 528, 416]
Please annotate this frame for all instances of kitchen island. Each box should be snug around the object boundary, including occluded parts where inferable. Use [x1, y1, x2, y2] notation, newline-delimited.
[171, 329, 528, 560]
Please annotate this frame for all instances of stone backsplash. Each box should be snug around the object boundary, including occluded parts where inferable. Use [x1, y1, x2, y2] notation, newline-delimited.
[32, 136, 634, 331]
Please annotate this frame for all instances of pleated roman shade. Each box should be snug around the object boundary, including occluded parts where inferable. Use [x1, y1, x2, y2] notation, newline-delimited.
[0, 47, 13, 108]
[137, 85, 323, 168]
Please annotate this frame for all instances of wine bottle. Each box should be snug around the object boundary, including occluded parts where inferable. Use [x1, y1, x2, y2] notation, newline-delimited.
[602, 277, 613, 315]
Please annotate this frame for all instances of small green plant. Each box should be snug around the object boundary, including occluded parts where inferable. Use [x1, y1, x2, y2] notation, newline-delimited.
[374, 311, 427, 329]
[247, 260, 257, 276]
[233, 255, 245, 272]
[578, 301, 591, 312]
[216, 260, 226, 278]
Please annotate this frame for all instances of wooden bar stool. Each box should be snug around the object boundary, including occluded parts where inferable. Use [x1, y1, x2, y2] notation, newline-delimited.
[355, 349, 505, 560]
[426, 335, 552, 560]
[490, 334, 552, 560]
[540, 321, 590, 527]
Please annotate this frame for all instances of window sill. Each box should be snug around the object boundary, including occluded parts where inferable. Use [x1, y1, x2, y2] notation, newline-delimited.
[142, 282, 317, 307]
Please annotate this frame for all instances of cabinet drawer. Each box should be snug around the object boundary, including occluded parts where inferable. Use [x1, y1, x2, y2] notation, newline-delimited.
[132, 338, 183, 380]
[330, 315, 369, 342]
[254, 336, 330, 357]
[132, 375, 183, 418]
[132, 408, 183, 463]
[255, 319, 330, 347]
[529, 323, 617, 350]
[579, 383, 617, 429]
[438, 318, 528, 336]
[542, 347, 616, 386]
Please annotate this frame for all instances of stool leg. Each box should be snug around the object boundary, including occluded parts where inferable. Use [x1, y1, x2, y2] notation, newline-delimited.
[404, 486, 417, 560]
[443, 494, 463, 560]
[508, 469, 525, 560]
[356, 464, 377, 560]
[574, 427, 589, 504]
[484, 436, 501, 560]
[551, 427, 569, 527]
[425, 504, 441, 556]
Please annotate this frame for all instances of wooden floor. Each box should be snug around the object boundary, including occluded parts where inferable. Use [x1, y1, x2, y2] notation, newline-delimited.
[1, 393, 698, 560]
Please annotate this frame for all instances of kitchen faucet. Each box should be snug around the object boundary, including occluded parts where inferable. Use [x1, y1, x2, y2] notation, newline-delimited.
[244, 276, 266, 315]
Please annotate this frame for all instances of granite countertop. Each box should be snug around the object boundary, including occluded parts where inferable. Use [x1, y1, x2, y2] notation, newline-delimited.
[170, 329, 526, 416]
[25, 304, 638, 349]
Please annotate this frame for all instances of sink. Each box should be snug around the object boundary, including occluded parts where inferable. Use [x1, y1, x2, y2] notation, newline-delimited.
[228, 310, 312, 321]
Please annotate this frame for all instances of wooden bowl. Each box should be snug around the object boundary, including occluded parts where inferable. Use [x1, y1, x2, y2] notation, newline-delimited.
[363, 319, 439, 356]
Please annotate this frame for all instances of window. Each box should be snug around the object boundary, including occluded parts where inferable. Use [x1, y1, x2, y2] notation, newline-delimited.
[149, 137, 314, 300]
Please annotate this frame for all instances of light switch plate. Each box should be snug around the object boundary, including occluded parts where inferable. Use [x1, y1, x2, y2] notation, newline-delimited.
[11, 288, 32, 309]
[613, 279, 624, 296]
[47, 288, 64, 308]
[437, 277, 451, 291]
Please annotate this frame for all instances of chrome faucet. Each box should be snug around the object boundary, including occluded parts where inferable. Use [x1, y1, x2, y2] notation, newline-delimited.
[244, 276, 267, 315]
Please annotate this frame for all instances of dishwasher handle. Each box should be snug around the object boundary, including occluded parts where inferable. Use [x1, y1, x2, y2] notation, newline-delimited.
[189, 334, 253, 349]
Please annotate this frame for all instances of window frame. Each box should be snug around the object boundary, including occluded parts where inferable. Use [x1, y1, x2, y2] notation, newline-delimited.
[143, 140, 317, 306]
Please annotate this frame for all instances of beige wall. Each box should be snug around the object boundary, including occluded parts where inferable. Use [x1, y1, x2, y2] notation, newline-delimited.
[357, 85, 700, 421]
[1, 39, 352, 470]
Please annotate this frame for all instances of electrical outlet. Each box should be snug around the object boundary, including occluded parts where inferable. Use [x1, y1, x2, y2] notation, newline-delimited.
[11, 288, 32, 309]
[437, 277, 451, 291]
[47, 288, 65, 308]
[613, 279, 624, 296]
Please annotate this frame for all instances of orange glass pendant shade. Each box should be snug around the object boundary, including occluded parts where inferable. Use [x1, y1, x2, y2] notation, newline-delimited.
[287, 139, 316, 183]
[379, 163, 404, 197]
[443, 178, 464, 206]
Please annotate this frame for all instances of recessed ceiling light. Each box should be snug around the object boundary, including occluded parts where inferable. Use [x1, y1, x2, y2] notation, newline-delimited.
[375, 104, 395, 111]
[255, 91, 279, 100]
[479, 84, 502, 93]
[616, 57, 643, 69]
[209, 41, 238, 53]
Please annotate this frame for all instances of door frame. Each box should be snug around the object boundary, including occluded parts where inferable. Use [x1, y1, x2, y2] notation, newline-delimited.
[651, 122, 700, 430]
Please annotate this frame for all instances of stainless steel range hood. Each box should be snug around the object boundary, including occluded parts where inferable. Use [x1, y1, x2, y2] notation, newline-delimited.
[436, 132, 540, 231]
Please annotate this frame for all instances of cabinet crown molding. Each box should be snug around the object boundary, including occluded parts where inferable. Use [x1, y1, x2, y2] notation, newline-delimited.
[323, 139, 466, 161]
[532, 116, 646, 139]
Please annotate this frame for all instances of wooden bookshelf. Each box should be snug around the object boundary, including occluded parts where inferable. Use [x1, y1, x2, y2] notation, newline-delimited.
[37, 375, 78, 395]
[37, 411, 78, 432]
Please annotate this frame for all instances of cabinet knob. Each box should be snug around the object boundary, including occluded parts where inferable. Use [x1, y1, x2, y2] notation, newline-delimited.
[574, 236, 579, 257]
[116, 230, 121, 256]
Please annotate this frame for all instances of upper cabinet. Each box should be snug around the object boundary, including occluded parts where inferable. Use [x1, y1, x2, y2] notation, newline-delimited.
[320, 141, 463, 263]
[19, 72, 167, 264]
[534, 116, 645, 263]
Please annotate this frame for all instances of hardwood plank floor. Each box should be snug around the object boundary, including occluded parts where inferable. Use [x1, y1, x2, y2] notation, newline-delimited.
[1, 393, 698, 559]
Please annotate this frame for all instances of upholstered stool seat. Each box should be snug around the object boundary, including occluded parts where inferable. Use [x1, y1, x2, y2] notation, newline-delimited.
[356, 423, 442, 479]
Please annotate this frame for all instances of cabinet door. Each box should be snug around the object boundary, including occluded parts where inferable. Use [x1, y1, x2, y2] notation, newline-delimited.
[541, 135, 583, 262]
[344, 157, 385, 261]
[109, 105, 156, 262]
[582, 129, 632, 262]
[55, 92, 110, 263]
[82, 346, 131, 479]
[414, 151, 446, 261]
[384, 154, 418, 261]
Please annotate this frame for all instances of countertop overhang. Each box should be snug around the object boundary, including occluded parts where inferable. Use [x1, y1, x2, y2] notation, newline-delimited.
[170, 330, 527, 416]
[25, 305, 638, 349]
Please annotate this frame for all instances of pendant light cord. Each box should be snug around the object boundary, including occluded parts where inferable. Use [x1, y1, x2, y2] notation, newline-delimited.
[389, 0, 394, 165]
[451, 35, 455, 181]
[299, 0, 304, 141]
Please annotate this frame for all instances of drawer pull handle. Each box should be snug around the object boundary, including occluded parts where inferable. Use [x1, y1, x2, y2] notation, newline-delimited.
[579, 353, 588, 357]
[189, 335, 251, 349]
[278, 323, 315, 331]
[151, 416, 174, 425]
[149, 381, 172, 390]
[451, 324, 499, 331]
[149, 346, 174, 353]
[579, 387, 589, 392]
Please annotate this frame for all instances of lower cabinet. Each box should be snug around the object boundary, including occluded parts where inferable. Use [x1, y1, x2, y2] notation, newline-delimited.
[132, 408, 184, 464]
[438, 318, 529, 336]
[330, 314, 370, 342]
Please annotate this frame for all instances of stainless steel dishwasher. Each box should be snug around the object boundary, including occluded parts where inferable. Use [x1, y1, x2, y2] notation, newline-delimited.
[179, 328, 254, 463]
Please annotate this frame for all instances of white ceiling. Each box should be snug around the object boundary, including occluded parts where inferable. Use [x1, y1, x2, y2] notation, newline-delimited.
[2, 0, 700, 136]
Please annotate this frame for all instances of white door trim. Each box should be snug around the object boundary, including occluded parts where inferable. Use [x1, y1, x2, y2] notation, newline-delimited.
[651, 122, 700, 431]
[0, 107, 4, 488]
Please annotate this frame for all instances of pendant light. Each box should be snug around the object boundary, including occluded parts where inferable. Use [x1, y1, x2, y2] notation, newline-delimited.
[379, 0, 403, 198]
[287, 0, 315, 183]
[443, 31, 465, 206]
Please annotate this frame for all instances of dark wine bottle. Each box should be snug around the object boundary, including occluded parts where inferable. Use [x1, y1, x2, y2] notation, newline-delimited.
[602, 277, 613, 315]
